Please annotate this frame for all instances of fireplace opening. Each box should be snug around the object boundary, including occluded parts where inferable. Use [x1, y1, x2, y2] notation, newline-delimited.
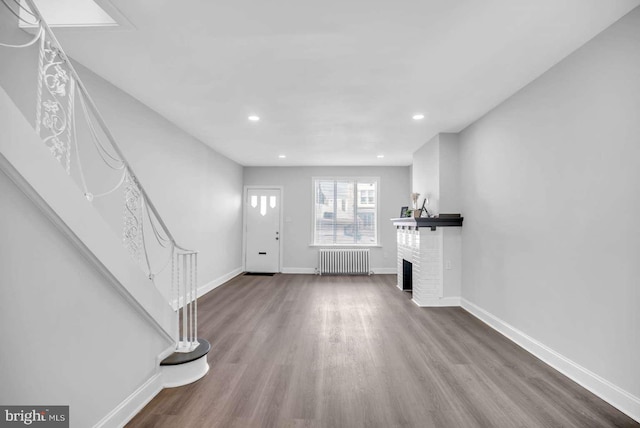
[402, 259, 412, 293]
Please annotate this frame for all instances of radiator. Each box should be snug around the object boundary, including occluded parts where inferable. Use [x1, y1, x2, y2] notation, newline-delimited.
[318, 249, 371, 275]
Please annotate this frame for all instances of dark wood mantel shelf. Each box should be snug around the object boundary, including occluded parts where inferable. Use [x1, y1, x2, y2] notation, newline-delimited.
[391, 214, 463, 230]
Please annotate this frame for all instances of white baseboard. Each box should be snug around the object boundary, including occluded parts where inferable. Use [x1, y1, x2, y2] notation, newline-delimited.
[281, 267, 396, 275]
[461, 298, 640, 423]
[372, 267, 396, 274]
[282, 267, 317, 274]
[93, 373, 163, 428]
[412, 296, 461, 307]
[174, 267, 243, 308]
[198, 267, 243, 298]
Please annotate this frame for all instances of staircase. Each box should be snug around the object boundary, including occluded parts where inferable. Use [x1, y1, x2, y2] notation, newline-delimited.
[0, 0, 209, 411]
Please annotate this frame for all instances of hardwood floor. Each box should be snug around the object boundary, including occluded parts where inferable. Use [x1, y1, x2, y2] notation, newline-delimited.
[127, 274, 638, 428]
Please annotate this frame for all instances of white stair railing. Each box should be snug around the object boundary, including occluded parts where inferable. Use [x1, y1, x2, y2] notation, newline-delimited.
[0, 0, 199, 353]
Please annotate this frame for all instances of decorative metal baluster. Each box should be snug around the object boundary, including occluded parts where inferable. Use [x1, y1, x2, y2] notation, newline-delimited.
[34, 32, 44, 133]
[191, 253, 195, 346]
[188, 253, 192, 347]
[123, 170, 142, 261]
[194, 252, 198, 345]
[182, 253, 187, 350]
[174, 250, 181, 344]
[35, 37, 74, 174]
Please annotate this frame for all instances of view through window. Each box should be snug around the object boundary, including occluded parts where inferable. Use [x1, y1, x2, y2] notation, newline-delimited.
[313, 178, 378, 245]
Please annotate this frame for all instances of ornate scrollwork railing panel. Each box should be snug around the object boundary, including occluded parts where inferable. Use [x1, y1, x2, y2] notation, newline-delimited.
[123, 169, 143, 262]
[35, 39, 74, 174]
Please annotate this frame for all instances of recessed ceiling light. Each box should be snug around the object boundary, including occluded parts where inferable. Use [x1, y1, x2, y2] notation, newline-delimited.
[377, 154, 384, 158]
[412, 113, 425, 120]
[248, 115, 260, 122]
[278, 154, 286, 159]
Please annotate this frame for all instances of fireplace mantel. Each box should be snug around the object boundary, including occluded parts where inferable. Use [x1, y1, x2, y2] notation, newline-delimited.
[391, 215, 463, 230]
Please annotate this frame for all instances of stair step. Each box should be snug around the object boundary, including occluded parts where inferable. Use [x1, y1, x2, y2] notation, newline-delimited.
[160, 339, 211, 366]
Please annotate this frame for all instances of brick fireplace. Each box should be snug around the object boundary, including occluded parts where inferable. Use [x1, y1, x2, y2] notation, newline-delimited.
[397, 227, 443, 305]
[392, 216, 463, 307]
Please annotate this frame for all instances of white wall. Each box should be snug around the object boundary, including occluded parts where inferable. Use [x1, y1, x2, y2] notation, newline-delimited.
[73, 62, 244, 288]
[411, 134, 439, 214]
[244, 166, 410, 272]
[438, 134, 463, 299]
[412, 133, 461, 215]
[412, 133, 463, 299]
[438, 133, 461, 213]
[0, 168, 169, 427]
[459, 4, 640, 410]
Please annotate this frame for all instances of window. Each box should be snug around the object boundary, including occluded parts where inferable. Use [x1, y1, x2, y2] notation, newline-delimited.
[18, 0, 134, 30]
[313, 177, 378, 245]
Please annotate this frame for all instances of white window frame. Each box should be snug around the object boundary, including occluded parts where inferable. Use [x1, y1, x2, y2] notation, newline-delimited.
[310, 176, 380, 247]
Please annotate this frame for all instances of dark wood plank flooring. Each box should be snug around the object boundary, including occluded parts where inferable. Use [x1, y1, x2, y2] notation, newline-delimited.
[127, 274, 638, 428]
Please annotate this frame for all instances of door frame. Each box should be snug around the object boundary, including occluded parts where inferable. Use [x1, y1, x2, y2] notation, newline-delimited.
[242, 185, 284, 273]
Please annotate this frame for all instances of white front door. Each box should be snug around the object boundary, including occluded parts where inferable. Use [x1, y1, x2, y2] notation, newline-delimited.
[245, 188, 281, 273]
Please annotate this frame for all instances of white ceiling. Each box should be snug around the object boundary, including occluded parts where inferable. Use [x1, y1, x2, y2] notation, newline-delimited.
[53, 0, 639, 166]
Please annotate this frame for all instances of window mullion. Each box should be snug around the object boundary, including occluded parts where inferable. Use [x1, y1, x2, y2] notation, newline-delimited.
[353, 180, 358, 244]
[333, 180, 337, 244]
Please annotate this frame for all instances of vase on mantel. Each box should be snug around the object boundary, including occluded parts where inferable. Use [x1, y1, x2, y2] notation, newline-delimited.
[413, 210, 421, 219]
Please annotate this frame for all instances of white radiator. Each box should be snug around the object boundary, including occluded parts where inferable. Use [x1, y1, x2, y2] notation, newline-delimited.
[318, 249, 371, 275]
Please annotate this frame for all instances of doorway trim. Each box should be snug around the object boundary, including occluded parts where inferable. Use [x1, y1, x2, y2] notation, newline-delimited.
[242, 185, 284, 273]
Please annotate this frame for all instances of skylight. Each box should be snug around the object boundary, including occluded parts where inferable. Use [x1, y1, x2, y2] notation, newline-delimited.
[18, 0, 124, 29]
